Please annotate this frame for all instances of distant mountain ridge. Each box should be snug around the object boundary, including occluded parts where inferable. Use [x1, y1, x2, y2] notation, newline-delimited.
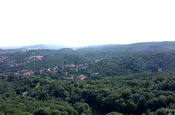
[0, 41, 175, 55]
[0, 44, 67, 50]
[21, 44, 48, 50]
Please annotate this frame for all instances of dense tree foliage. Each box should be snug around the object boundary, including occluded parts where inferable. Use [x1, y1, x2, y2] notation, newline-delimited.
[1, 72, 175, 114]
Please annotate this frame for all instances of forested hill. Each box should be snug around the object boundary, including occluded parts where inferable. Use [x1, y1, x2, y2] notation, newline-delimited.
[1, 41, 175, 115]
[1, 42, 175, 77]
[76, 41, 175, 59]
[1, 41, 175, 56]
[1, 49, 175, 80]
[1, 41, 175, 65]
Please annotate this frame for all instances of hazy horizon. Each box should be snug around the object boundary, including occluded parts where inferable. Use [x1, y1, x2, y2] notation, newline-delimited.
[0, 40, 175, 48]
[0, 0, 175, 47]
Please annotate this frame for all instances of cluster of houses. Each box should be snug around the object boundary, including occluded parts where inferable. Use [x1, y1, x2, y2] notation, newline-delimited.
[14, 67, 88, 80]
[62, 63, 88, 69]
[31, 56, 44, 60]
[1, 55, 104, 80]
[15, 69, 34, 76]
[0, 56, 8, 62]
[5, 55, 45, 67]
[12, 61, 92, 80]
[39, 66, 58, 74]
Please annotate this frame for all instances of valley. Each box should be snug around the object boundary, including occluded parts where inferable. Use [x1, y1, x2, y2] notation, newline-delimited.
[0, 41, 175, 115]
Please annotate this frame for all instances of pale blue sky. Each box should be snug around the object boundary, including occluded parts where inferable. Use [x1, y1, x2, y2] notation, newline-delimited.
[0, 0, 175, 47]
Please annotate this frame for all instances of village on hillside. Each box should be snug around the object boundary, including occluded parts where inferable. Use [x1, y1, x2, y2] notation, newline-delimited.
[0, 54, 104, 80]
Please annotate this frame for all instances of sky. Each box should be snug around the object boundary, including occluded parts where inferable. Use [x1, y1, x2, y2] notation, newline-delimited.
[0, 0, 175, 47]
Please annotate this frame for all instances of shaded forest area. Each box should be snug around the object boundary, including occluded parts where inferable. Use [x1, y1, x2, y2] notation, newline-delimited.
[1, 73, 175, 115]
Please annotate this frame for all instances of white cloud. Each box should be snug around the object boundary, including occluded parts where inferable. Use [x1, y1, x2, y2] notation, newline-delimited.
[0, 0, 175, 46]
